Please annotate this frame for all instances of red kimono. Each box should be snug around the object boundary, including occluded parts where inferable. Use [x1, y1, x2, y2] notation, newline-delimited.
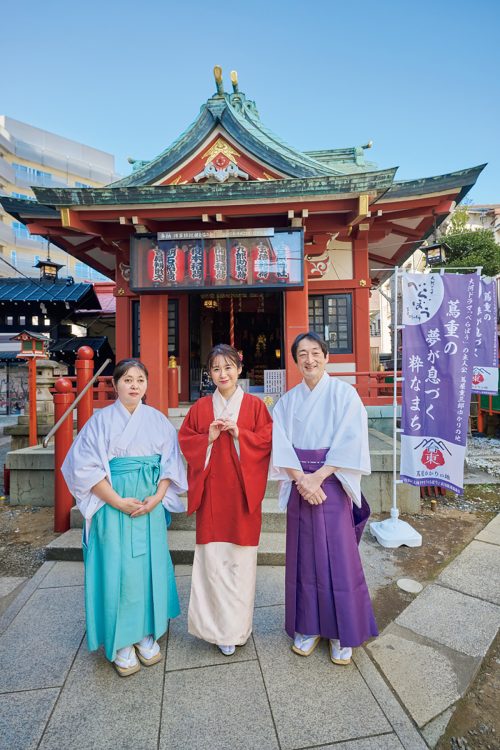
[178, 394, 272, 546]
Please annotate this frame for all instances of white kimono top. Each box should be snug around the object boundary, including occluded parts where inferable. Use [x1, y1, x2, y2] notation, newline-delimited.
[271, 372, 371, 509]
[62, 399, 187, 522]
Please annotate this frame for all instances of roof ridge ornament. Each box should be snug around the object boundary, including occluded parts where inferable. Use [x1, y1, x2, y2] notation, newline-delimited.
[230, 70, 239, 93]
[213, 65, 224, 96]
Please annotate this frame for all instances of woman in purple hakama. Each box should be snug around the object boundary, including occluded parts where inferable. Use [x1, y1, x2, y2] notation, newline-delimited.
[272, 333, 378, 665]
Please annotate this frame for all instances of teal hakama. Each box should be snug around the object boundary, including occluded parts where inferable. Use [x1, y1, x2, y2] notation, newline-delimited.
[83, 454, 180, 661]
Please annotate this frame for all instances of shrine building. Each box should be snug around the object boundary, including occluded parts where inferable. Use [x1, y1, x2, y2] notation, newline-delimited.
[0, 68, 484, 411]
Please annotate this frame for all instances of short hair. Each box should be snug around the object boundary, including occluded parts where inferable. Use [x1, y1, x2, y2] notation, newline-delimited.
[112, 358, 148, 384]
[291, 332, 328, 363]
[207, 343, 242, 371]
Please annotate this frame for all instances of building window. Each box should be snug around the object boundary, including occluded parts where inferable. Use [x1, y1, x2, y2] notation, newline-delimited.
[75, 261, 109, 281]
[12, 163, 53, 186]
[131, 299, 178, 358]
[6, 316, 13, 325]
[12, 222, 44, 243]
[10, 250, 17, 265]
[19, 315, 26, 326]
[32, 315, 39, 326]
[308, 294, 353, 354]
[370, 312, 381, 338]
[75, 181, 91, 188]
[44, 318, 51, 326]
[11, 192, 36, 201]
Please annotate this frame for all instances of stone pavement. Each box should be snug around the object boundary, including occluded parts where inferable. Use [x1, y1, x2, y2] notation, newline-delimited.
[0, 514, 499, 750]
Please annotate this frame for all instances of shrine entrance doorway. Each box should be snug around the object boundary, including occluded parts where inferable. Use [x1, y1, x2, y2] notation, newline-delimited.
[189, 291, 284, 400]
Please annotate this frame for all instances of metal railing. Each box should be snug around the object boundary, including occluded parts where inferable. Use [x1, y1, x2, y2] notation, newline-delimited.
[43, 358, 111, 448]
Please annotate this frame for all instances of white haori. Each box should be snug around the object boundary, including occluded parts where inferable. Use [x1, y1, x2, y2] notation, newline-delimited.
[204, 385, 244, 467]
[188, 542, 257, 645]
[62, 400, 188, 535]
[271, 373, 371, 509]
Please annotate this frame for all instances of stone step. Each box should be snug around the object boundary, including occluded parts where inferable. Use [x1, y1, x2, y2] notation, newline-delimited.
[46, 528, 286, 565]
[69, 496, 286, 532]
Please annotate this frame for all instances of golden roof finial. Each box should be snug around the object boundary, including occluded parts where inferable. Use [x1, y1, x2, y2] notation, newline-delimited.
[213, 65, 224, 95]
[230, 70, 239, 93]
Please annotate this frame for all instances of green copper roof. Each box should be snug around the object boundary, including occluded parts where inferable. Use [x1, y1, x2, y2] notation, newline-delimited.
[111, 72, 377, 188]
[33, 169, 398, 207]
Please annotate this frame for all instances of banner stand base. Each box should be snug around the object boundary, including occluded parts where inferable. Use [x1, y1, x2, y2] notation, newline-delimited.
[369, 518, 422, 548]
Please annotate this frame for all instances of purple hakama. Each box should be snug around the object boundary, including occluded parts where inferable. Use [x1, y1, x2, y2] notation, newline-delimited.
[285, 448, 378, 647]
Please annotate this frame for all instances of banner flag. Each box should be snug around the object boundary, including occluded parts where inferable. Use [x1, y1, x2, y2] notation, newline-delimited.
[400, 272, 480, 494]
[472, 277, 498, 395]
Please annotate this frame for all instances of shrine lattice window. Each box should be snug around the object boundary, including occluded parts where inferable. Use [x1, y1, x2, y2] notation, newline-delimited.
[308, 294, 353, 354]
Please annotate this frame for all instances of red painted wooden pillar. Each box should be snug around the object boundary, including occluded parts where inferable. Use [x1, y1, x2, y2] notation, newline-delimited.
[54, 378, 75, 532]
[115, 295, 132, 362]
[352, 231, 371, 398]
[140, 294, 169, 412]
[28, 358, 38, 446]
[75, 346, 94, 432]
[284, 273, 309, 390]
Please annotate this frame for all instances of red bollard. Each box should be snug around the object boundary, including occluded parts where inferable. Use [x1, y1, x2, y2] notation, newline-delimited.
[76, 346, 94, 432]
[168, 356, 179, 409]
[54, 378, 75, 533]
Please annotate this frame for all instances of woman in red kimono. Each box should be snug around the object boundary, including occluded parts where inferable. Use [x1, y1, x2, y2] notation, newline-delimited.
[178, 344, 272, 655]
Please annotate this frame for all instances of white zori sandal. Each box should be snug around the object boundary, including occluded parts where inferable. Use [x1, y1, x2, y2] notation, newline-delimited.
[113, 645, 141, 677]
[329, 639, 352, 665]
[134, 635, 162, 666]
[292, 633, 321, 657]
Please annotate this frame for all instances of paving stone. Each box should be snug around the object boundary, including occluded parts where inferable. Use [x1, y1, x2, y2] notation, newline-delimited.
[39, 561, 84, 588]
[0, 561, 55, 636]
[396, 583, 500, 657]
[475, 512, 500, 546]
[255, 565, 285, 607]
[367, 627, 477, 727]
[0, 688, 59, 750]
[306, 736, 404, 750]
[160, 661, 279, 750]
[352, 648, 428, 750]
[252, 605, 391, 749]
[0, 576, 26, 598]
[421, 707, 456, 749]
[174, 564, 193, 577]
[0, 586, 85, 693]
[437, 540, 500, 605]
[358, 536, 400, 595]
[165, 575, 257, 671]
[39, 640, 164, 750]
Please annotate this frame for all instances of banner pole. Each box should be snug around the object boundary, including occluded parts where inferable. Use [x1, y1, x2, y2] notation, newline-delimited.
[391, 266, 399, 521]
[370, 266, 422, 548]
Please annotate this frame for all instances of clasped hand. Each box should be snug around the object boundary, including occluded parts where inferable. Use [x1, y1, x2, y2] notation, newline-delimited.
[208, 418, 239, 443]
[295, 472, 327, 505]
[120, 495, 158, 517]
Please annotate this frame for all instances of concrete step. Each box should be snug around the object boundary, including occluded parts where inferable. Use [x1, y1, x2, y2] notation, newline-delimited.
[46, 528, 286, 565]
[69, 496, 285, 532]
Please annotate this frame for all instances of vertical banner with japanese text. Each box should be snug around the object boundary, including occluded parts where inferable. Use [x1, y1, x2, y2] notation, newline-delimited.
[400, 272, 480, 493]
[472, 277, 498, 395]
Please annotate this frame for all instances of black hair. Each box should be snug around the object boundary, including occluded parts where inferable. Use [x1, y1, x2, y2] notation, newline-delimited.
[291, 332, 328, 363]
[206, 344, 242, 372]
[112, 358, 149, 384]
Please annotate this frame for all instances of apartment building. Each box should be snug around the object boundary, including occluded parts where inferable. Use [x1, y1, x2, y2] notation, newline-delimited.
[0, 116, 118, 280]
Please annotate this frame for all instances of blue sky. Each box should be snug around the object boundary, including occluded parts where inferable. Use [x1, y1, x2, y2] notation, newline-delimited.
[4, 0, 499, 202]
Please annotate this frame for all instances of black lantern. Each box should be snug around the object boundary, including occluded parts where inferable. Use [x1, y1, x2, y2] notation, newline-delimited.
[423, 241, 449, 267]
[34, 256, 64, 281]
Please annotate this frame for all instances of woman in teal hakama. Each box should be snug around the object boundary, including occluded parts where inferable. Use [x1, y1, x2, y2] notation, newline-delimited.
[62, 359, 187, 676]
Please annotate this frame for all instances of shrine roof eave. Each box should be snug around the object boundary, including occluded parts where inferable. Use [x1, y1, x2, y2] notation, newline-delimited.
[0, 197, 60, 222]
[32, 168, 398, 208]
[373, 164, 487, 203]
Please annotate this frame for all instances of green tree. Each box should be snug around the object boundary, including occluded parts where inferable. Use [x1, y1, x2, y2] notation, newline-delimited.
[444, 227, 500, 277]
